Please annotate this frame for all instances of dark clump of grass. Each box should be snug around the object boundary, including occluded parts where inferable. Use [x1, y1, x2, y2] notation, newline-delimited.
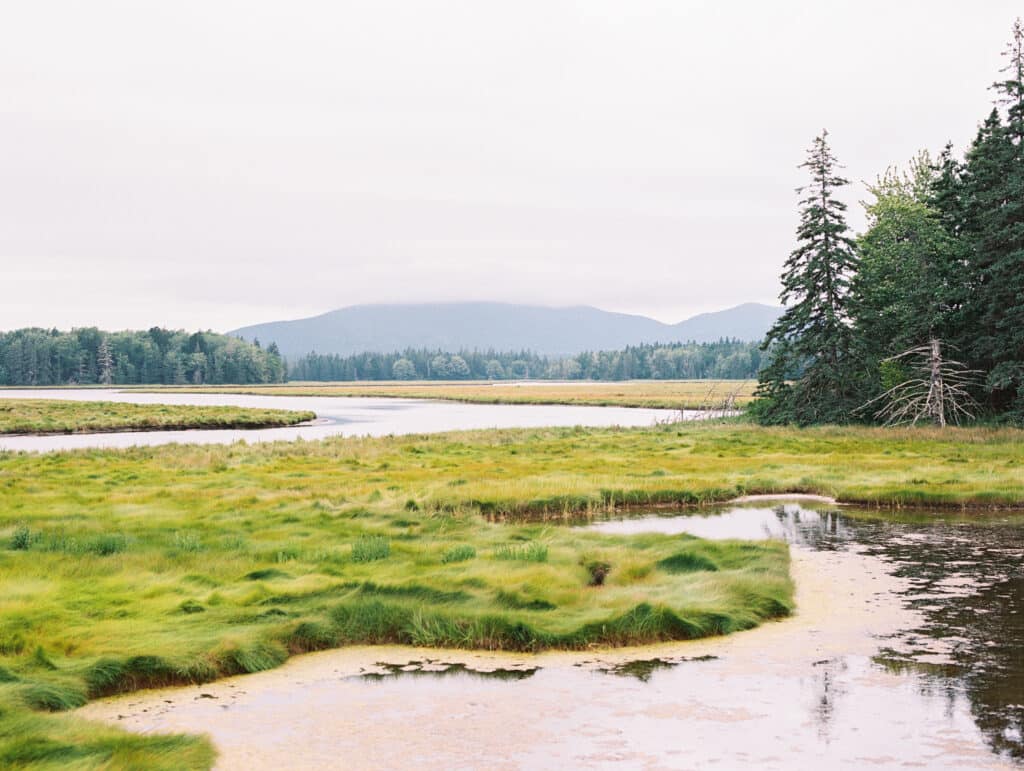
[177, 599, 205, 614]
[495, 590, 556, 611]
[255, 607, 290, 620]
[348, 581, 470, 604]
[656, 552, 719, 574]
[0, 666, 20, 683]
[83, 533, 129, 557]
[10, 524, 36, 550]
[217, 640, 288, 675]
[83, 655, 181, 696]
[0, 632, 26, 656]
[244, 568, 290, 581]
[441, 544, 476, 564]
[404, 499, 420, 511]
[284, 621, 338, 653]
[18, 680, 88, 712]
[351, 535, 390, 563]
[330, 600, 413, 644]
[30, 647, 58, 672]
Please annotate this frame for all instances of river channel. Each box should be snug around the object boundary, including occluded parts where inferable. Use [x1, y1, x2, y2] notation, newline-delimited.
[0, 389, 688, 452]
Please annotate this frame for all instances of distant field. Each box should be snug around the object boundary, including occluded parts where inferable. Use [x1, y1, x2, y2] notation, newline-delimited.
[0, 398, 315, 435]
[135, 380, 758, 410]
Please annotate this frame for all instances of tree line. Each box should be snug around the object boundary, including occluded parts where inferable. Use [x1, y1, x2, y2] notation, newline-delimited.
[0, 327, 286, 386]
[287, 340, 762, 381]
[756, 20, 1024, 426]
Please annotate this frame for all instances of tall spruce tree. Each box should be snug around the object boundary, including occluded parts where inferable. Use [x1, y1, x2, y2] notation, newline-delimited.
[756, 130, 860, 424]
[959, 20, 1024, 417]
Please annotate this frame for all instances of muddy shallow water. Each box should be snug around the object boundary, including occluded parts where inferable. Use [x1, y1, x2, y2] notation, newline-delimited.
[78, 501, 1024, 770]
[0, 389, 690, 452]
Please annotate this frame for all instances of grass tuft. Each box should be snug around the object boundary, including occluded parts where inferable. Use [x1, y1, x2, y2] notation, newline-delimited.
[351, 535, 390, 563]
[441, 544, 476, 564]
[494, 543, 548, 562]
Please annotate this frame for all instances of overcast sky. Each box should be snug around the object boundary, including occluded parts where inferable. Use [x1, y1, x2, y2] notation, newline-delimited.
[1, 1, 1020, 332]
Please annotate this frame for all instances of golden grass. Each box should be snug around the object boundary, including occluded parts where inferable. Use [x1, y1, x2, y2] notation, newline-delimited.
[131, 380, 759, 409]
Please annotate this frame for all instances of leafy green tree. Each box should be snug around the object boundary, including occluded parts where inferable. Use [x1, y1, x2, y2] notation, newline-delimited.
[851, 154, 960, 393]
[447, 355, 471, 379]
[484, 359, 505, 379]
[391, 358, 417, 379]
[756, 131, 861, 424]
[97, 337, 114, 385]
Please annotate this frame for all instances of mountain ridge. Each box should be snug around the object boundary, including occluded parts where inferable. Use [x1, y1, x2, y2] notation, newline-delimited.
[230, 302, 782, 359]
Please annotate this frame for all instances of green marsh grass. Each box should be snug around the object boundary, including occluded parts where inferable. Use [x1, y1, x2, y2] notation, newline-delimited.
[0, 398, 314, 435]
[0, 419, 1022, 767]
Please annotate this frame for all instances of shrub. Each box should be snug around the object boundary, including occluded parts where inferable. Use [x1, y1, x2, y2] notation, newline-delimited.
[584, 560, 612, 586]
[441, 545, 476, 564]
[351, 536, 390, 563]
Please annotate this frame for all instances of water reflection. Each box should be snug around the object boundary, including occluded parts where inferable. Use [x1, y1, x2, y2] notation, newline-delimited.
[588, 502, 1024, 763]
[355, 659, 538, 682]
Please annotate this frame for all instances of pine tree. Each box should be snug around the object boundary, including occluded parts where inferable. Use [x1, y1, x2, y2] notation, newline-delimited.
[958, 20, 1024, 417]
[756, 130, 860, 424]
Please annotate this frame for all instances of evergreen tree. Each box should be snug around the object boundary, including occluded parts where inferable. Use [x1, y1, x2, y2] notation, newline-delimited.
[958, 20, 1024, 416]
[982, 20, 1024, 415]
[756, 130, 861, 424]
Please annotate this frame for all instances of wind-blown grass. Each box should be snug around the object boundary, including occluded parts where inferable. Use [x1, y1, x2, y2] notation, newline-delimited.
[1, 418, 1022, 767]
[0, 398, 315, 435]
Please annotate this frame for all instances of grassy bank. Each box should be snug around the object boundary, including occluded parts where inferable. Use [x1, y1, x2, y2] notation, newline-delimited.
[0, 399, 315, 435]
[1, 419, 1022, 767]
[0, 422, 794, 768]
[133, 379, 758, 409]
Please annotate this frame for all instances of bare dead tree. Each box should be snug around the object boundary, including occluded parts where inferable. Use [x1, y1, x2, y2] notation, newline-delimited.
[858, 338, 981, 427]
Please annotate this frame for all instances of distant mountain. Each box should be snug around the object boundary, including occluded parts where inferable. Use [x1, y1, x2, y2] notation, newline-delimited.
[229, 302, 782, 360]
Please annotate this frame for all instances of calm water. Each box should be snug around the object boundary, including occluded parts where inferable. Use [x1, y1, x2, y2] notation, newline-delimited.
[0, 388, 689, 452]
[81, 502, 1024, 769]
[590, 503, 1024, 766]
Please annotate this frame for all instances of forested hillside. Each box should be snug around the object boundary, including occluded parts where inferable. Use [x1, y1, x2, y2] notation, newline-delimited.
[288, 340, 761, 381]
[230, 302, 781, 359]
[0, 328, 285, 386]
